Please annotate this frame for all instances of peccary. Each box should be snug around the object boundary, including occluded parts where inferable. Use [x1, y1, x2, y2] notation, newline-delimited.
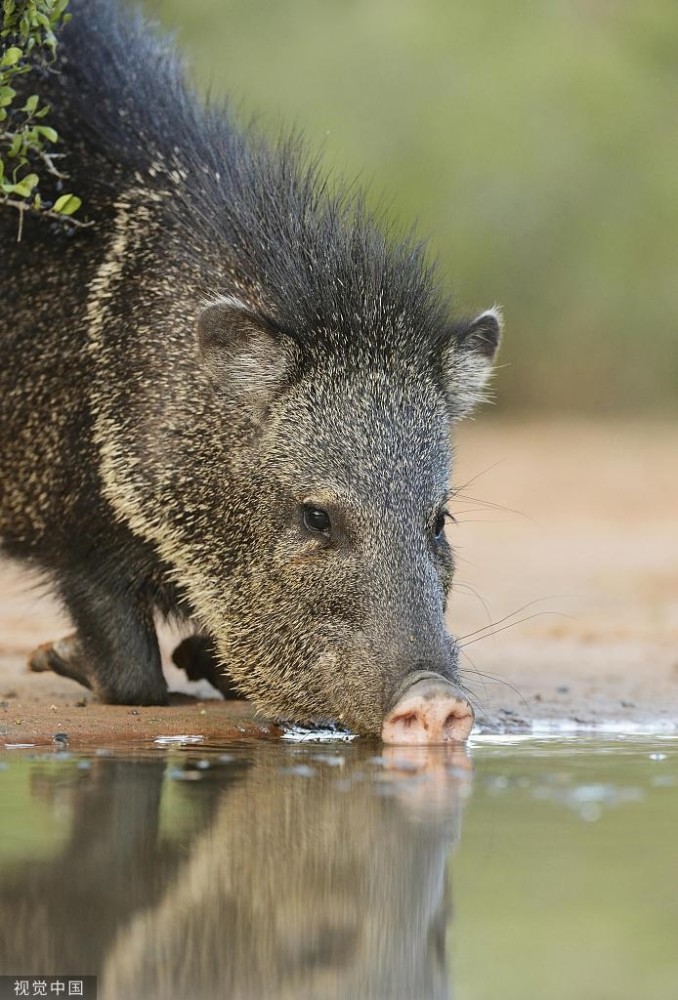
[0, 0, 502, 741]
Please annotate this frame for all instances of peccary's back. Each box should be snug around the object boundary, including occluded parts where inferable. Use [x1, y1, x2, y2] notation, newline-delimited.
[0, 0, 201, 547]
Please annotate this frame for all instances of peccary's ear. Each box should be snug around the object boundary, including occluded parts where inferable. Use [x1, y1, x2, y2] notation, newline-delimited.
[197, 299, 294, 415]
[440, 306, 503, 421]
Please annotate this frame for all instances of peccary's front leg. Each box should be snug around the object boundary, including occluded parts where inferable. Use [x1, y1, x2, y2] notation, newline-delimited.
[29, 570, 168, 705]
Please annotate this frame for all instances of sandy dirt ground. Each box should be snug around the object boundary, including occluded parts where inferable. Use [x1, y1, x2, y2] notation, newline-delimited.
[1, 420, 676, 747]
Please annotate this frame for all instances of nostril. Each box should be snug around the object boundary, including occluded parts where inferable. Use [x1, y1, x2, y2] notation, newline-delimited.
[382, 678, 475, 745]
[443, 706, 474, 741]
[395, 712, 418, 729]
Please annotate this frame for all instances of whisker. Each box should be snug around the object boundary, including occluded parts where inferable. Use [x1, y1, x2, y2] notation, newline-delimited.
[444, 460, 507, 507]
[460, 610, 572, 648]
[458, 597, 568, 642]
[459, 686, 483, 714]
[450, 552, 477, 569]
[448, 507, 510, 517]
[451, 580, 493, 626]
[453, 518, 515, 525]
[451, 490, 535, 523]
[459, 659, 530, 711]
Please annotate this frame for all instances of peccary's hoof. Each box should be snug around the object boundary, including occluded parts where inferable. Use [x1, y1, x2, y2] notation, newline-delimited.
[28, 640, 58, 674]
[171, 635, 246, 701]
[28, 635, 92, 690]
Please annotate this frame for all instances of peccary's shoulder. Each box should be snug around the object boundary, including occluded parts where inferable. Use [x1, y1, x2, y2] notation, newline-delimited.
[24, 0, 456, 366]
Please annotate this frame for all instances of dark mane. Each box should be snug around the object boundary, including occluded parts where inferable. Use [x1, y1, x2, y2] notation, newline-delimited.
[43, 0, 452, 360]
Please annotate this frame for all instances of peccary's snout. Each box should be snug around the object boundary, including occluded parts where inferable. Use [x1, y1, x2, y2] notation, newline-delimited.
[381, 673, 474, 745]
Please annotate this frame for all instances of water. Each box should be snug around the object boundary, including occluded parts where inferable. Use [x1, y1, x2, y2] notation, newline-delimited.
[0, 736, 676, 1000]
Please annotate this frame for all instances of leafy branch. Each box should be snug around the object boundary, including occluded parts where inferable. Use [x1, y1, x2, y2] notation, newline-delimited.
[1, 0, 86, 233]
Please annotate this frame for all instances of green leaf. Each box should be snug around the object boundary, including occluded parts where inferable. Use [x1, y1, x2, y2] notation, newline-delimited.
[1, 46, 22, 67]
[7, 133, 23, 157]
[22, 94, 39, 114]
[53, 193, 81, 216]
[11, 172, 39, 197]
[54, 0, 70, 19]
[1, 0, 81, 222]
[35, 125, 58, 143]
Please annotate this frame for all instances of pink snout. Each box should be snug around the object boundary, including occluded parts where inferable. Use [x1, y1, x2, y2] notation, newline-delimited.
[381, 676, 474, 745]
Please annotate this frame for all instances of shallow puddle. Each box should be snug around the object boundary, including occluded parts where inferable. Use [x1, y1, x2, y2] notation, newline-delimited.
[0, 734, 676, 999]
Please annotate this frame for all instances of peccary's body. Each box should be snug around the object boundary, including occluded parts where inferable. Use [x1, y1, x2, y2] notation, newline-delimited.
[0, 0, 501, 740]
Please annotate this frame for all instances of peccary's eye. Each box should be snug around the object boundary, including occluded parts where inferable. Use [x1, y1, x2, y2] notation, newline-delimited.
[433, 511, 448, 540]
[303, 505, 331, 536]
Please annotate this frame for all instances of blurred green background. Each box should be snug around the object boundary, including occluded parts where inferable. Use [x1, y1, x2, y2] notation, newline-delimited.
[144, 0, 677, 415]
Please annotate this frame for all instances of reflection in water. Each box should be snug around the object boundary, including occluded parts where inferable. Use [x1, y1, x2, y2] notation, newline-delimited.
[0, 745, 470, 1000]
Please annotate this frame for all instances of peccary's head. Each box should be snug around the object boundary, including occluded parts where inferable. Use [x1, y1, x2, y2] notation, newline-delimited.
[122, 160, 503, 740]
[185, 279, 502, 740]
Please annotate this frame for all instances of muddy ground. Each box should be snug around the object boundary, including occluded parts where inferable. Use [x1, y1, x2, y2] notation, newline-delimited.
[1, 420, 676, 747]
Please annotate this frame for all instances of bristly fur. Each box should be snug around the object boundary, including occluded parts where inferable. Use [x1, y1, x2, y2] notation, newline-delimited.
[0, 0, 502, 734]
[44, 0, 451, 362]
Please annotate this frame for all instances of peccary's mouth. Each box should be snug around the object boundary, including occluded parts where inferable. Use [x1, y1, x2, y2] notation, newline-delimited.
[274, 670, 474, 746]
[279, 720, 358, 742]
